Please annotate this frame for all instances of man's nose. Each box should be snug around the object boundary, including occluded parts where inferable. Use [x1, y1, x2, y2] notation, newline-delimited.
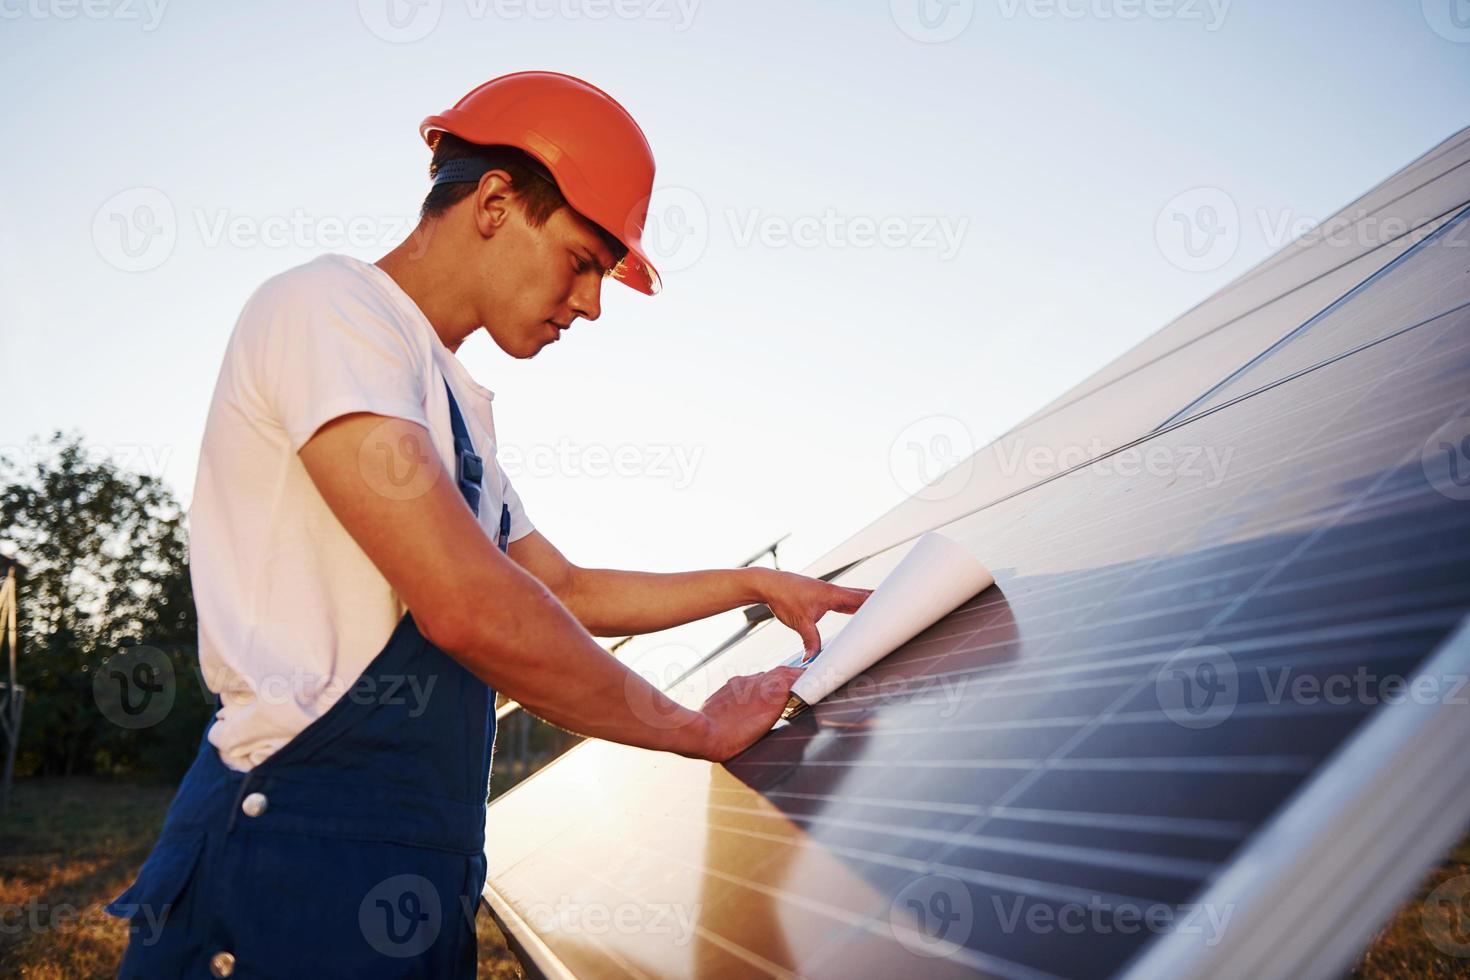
[570, 277, 602, 323]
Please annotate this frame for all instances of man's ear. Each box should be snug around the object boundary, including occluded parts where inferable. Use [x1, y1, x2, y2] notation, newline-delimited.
[471, 170, 517, 239]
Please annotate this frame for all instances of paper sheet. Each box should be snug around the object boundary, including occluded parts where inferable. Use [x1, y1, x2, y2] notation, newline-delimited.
[785, 532, 993, 714]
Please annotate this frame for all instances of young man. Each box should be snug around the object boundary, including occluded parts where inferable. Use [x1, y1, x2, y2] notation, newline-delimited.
[105, 71, 869, 977]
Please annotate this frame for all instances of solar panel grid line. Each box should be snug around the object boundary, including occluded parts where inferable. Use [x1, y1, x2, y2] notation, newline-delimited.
[787, 307, 1470, 975]
[737, 788, 1255, 845]
[1119, 617, 1470, 980]
[1014, 155, 1470, 434]
[668, 799, 1209, 900]
[1007, 537, 1467, 635]
[534, 849, 794, 980]
[833, 300, 1469, 583]
[1207, 130, 1470, 294]
[1164, 206, 1470, 427]
[601, 830, 1062, 980]
[614, 807, 1179, 958]
[731, 755, 1318, 775]
[694, 801, 1221, 882]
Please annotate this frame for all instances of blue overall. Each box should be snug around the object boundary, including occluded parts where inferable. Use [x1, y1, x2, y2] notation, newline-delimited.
[106, 381, 510, 978]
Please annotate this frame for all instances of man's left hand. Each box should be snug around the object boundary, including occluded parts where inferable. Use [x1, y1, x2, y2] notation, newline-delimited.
[756, 570, 872, 659]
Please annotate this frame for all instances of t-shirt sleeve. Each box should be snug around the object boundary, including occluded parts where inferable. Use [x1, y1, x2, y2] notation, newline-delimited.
[232, 267, 430, 454]
[500, 468, 535, 543]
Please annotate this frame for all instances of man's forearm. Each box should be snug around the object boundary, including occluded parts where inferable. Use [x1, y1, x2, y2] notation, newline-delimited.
[439, 561, 714, 757]
[560, 565, 772, 637]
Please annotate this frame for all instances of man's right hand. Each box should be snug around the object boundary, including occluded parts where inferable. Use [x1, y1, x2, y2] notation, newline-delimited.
[692, 665, 805, 762]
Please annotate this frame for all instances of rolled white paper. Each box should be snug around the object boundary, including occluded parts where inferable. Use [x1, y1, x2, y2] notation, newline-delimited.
[788, 532, 993, 710]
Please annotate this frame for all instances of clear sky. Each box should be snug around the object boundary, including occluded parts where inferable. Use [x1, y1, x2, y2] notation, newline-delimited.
[2, 0, 1466, 583]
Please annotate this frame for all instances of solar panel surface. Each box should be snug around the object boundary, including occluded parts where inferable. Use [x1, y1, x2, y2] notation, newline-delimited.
[481, 131, 1470, 979]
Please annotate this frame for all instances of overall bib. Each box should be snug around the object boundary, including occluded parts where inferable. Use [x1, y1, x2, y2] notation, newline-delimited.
[106, 381, 509, 978]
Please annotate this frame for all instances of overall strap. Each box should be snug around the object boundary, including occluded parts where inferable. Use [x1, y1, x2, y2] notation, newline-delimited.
[444, 378, 512, 553]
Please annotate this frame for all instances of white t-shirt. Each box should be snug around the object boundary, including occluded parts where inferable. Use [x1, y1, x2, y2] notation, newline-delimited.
[188, 254, 534, 773]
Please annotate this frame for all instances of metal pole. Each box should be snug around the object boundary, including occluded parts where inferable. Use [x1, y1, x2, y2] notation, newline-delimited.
[0, 568, 21, 811]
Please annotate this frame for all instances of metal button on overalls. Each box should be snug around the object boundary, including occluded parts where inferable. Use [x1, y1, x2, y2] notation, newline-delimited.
[105, 379, 504, 978]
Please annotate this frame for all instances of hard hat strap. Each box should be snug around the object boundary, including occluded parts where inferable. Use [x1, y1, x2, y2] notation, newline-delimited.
[430, 158, 496, 186]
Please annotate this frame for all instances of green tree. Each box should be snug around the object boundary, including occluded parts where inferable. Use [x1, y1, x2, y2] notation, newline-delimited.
[0, 431, 207, 778]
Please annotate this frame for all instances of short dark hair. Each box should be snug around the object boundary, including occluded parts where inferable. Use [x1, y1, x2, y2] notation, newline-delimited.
[421, 133, 628, 269]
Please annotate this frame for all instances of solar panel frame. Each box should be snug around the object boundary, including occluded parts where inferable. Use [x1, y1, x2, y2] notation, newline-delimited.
[1121, 618, 1470, 980]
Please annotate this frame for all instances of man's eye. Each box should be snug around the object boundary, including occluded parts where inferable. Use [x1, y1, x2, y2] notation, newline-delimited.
[573, 257, 592, 274]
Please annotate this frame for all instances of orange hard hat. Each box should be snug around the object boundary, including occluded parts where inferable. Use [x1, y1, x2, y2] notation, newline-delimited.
[420, 71, 661, 296]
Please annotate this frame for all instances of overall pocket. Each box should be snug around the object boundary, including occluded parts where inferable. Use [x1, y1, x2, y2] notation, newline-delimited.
[104, 829, 205, 927]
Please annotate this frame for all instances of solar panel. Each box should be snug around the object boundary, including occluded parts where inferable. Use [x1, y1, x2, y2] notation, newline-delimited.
[480, 130, 1470, 979]
[804, 129, 1470, 581]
